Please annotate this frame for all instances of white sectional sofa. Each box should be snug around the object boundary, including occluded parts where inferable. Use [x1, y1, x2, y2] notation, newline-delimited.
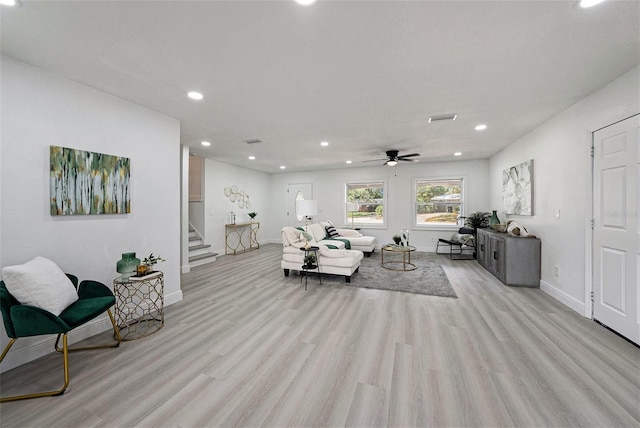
[280, 226, 363, 283]
[310, 221, 377, 256]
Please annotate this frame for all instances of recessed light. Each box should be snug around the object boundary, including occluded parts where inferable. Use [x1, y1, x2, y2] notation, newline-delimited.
[201, 141, 211, 147]
[346, 160, 352, 164]
[579, 0, 606, 7]
[0, 0, 18, 6]
[187, 91, 203, 100]
[280, 165, 286, 169]
[475, 124, 487, 131]
[295, 0, 316, 5]
[320, 141, 329, 147]
[454, 152, 462, 156]
[248, 156, 256, 160]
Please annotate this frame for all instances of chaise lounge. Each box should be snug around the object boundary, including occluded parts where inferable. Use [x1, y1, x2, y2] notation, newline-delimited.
[280, 227, 363, 283]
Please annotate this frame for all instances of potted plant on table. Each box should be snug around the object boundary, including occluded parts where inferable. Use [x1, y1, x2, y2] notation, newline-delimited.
[392, 235, 402, 245]
[137, 253, 166, 276]
[459, 211, 491, 232]
[303, 254, 317, 268]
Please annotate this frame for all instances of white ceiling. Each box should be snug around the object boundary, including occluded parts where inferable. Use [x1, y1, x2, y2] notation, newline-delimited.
[2, 0, 638, 173]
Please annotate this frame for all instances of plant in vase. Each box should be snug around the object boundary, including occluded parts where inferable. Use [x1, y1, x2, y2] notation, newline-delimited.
[458, 211, 491, 232]
[138, 253, 165, 276]
[303, 254, 316, 268]
[392, 235, 402, 245]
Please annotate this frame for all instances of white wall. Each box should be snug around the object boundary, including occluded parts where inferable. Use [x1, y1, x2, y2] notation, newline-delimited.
[203, 159, 271, 255]
[489, 66, 639, 315]
[267, 159, 490, 251]
[0, 57, 182, 371]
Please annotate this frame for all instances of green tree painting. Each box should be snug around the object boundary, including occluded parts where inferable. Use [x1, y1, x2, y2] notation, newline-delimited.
[50, 145, 130, 215]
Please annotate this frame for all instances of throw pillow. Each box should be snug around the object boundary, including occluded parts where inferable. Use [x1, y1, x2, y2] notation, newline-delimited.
[2, 256, 79, 316]
[325, 225, 340, 238]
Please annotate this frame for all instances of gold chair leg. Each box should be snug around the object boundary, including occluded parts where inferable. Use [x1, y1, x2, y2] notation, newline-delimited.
[0, 334, 70, 402]
[0, 338, 17, 364]
[54, 309, 121, 353]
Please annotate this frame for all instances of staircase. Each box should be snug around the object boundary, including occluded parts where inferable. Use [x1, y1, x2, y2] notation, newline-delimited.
[188, 226, 217, 267]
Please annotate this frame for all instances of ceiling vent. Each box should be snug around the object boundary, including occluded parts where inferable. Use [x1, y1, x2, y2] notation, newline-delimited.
[244, 139, 263, 144]
[428, 114, 458, 123]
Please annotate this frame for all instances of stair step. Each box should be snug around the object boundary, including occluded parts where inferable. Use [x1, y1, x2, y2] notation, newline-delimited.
[189, 236, 201, 242]
[189, 252, 218, 261]
[189, 244, 211, 251]
[189, 252, 218, 267]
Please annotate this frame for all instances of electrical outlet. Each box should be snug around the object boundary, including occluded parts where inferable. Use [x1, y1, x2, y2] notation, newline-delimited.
[554, 209, 560, 219]
[554, 266, 559, 277]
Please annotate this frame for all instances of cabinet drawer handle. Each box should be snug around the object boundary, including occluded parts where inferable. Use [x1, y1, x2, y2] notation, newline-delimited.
[493, 251, 498, 260]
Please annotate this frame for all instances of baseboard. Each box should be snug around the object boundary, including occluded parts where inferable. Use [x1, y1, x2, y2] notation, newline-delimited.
[165, 289, 183, 306]
[1, 290, 184, 373]
[540, 280, 586, 316]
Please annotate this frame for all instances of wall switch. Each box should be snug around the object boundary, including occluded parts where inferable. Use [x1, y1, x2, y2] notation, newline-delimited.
[209, 210, 215, 216]
[554, 266, 559, 277]
[554, 209, 560, 219]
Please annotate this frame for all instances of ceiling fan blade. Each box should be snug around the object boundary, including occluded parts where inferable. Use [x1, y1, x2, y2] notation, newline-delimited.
[362, 158, 389, 162]
[397, 153, 420, 159]
[399, 158, 419, 162]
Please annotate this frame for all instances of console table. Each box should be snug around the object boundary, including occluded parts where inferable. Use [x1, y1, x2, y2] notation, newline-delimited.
[476, 228, 541, 287]
[113, 271, 164, 340]
[225, 222, 260, 255]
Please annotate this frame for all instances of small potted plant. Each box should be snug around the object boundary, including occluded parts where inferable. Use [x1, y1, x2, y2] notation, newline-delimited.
[459, 211, 491, 232]
[392, 235, 402, 245]
[248, 212, 257, 220]
[137, 253, 165, 276]
[303, 254, 316, 268]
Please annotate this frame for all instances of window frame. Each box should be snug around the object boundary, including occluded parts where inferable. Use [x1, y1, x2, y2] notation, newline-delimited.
[413, 176, 466, 230]
[344, 179, 388, 229]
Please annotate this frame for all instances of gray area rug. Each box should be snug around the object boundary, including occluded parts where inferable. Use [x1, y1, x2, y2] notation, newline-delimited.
[318, 251, 457, 298]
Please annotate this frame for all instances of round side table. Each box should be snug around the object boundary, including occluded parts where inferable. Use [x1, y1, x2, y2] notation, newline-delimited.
[113, 271, 164, 340]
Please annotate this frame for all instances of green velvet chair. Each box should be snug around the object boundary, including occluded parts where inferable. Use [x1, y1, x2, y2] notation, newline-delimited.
[0, 274, 122, 402]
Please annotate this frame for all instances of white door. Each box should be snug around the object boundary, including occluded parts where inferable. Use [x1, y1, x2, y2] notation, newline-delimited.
[286, 183, 313, 227]
[593, 114, 639, 345]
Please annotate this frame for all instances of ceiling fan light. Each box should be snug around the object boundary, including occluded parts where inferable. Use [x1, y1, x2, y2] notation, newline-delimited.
[579, 0, 606, 8]
[386, 160, 398, 166]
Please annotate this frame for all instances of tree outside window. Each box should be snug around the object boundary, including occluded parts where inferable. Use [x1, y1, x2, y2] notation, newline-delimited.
[345, 181, 385, 227]
[415, 178, 463, 226]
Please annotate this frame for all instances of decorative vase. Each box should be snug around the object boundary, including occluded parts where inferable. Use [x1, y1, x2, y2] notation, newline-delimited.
[116, 252, 140, 279]
[400, 229, 409, 247]
[393, 236, 401, 245]
[489, 210, 500, 227]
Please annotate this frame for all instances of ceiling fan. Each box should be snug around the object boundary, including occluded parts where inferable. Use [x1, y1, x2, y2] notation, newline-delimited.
[363, 149, 421, 166]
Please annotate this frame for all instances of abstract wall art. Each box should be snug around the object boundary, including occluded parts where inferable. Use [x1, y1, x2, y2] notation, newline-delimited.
[502, 159, 533, 216]
[50, 145, 131, 215]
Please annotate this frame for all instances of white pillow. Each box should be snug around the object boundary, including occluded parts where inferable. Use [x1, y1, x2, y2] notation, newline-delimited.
[2, 257, 79, 316]
[308, 223, 327, 242]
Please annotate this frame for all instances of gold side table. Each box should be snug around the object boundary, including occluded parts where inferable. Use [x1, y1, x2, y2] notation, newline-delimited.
[113, 271, 164, 340]
[381, 245, 417, 271]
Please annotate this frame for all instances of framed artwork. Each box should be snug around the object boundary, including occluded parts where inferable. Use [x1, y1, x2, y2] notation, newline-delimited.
[502, 159, 533, 215]
[50, 145, 131, 215]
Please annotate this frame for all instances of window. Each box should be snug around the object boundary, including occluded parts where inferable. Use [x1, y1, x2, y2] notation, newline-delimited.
[345, 181, 386, 227]
[415, 178, 463, 227]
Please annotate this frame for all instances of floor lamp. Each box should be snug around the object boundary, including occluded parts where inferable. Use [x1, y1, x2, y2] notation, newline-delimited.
[296, 199, 317, 249]
[346, 202, 358, 229]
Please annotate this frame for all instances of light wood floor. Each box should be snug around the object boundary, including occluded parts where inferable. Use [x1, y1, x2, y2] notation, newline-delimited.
[1, 243, 638, 427]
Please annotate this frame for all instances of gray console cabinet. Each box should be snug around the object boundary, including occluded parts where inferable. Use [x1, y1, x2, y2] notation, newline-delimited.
[476, 228, 541, 287]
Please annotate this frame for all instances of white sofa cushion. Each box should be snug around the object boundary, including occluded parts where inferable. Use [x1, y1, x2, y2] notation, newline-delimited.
[2, 256, 79, 316]
[308, 223, 327, 242]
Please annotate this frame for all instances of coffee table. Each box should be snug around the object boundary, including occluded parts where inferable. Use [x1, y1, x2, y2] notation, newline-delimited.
[381, 245, 417, 271]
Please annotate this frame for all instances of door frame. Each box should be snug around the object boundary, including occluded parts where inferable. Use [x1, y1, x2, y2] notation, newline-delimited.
[587, 113, 639, 319]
